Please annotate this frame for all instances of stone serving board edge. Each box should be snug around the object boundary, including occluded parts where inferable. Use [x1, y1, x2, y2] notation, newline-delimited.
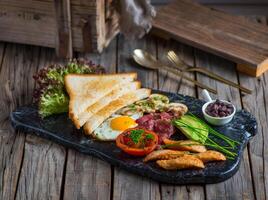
[10, 90, 257, 184]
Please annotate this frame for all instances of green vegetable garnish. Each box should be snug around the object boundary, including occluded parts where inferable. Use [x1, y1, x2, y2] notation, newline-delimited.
[150, 94, 169, 104]
[128, 104, 137, 111]
[39, 87, 69, 117]
[174, 115, 208, 144]
[120, 94, 170, 115]
[173, 113, 240, 158]
[129, 129, 144, 144]
[33, 58, 104, 118]
[145, 133, 154, 140]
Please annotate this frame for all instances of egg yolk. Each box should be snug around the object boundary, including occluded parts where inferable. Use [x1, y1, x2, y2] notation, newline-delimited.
[110, 116, 137, 131]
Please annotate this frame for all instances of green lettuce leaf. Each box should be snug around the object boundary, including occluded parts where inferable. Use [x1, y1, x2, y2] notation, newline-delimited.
[33, 59, 104, 118]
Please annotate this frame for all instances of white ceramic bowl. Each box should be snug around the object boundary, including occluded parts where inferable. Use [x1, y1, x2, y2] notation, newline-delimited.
[202, 100, 236, 126]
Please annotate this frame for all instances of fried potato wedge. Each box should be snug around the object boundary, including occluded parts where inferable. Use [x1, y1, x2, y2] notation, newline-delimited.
[156, 154, 205, 170]
[196, 150, 226, 163]
[143, 150, 187, 162]
[163, 139, 207, 153]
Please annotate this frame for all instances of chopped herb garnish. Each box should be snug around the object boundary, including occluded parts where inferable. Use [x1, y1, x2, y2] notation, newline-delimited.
[128, 104, 137, 111]
[145, 134, 154, 140]
[129, 129, 144, 144]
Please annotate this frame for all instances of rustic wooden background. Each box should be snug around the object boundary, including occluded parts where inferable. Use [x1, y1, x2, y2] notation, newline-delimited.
[0, 9, 267, 200]
[153, 0, 268, 15]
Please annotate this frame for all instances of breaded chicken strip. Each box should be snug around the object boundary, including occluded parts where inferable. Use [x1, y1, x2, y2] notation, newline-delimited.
[196, 150, 226, 163]
[143, 150, 187, 162]
[156, 154, 205, 170]
[163, 139, 207, 153]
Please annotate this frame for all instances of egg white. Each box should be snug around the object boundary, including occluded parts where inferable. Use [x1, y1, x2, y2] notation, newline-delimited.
[93, 113, 143, 141]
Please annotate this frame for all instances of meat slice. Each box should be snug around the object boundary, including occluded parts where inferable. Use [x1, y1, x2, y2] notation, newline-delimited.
[136, 112, 175, 144]
[154, 119, 174, 143]
[136, 114, 154, 130]
[158, 112, 174, 120]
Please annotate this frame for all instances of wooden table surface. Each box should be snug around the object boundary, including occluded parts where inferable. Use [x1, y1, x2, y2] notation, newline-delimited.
[0, 16, 267, 200]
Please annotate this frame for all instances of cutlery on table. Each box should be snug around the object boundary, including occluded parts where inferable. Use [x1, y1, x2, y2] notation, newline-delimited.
[133, 49, 217, 94]
[167, 51, 252, 94]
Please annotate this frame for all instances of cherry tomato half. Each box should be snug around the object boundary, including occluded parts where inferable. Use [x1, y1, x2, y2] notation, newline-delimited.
[116, 128, 158, 156]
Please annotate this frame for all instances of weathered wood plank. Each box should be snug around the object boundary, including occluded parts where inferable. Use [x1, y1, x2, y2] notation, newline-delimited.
[15, 47, 67, 200]
[195, 50, 255, 200]
[15, 135, 66, 200]
[113, 35, 160, 200]
[239, 61, 268, 200]
[153, 0, 268, 77]
[238, 16, 268, 200]
[113, 172, 160, 200]
[0, 0, 57, 48]
[62, 39, 117, 200]
[54, 0, 73, 58]
[157, 38, 205, 200]
[0, 0, 118, 55]
[63, 150, 111, 200]
[0, 43, 38, 200]
[0, 43, 5, 67]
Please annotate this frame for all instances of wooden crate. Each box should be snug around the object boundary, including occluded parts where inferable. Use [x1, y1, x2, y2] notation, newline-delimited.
[0, 0, 119, 58]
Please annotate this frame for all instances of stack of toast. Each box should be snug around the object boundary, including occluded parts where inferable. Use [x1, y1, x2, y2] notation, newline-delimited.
[64, 72, 151, 135]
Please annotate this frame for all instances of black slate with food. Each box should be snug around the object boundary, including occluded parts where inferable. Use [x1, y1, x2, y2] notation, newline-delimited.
[10, 90, 257, 184]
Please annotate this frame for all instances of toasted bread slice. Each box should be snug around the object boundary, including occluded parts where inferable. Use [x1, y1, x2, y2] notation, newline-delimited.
[75, 81, 141, 129]
[84, 88, 151, 135]
[65, 73, 137, 125]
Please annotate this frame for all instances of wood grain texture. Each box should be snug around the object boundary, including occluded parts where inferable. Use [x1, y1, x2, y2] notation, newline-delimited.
[157, 38, 205, 200]
[0, 43, 5, 66]
[63, 150, 111, 200]
[0, 0, 118, 55]
[207, 5, 268, 16]
[0, 0, 57, 48]
[0, 43, 40, 200]
[113, 35, 160, 200]
[70, 0, 118, 53]
[15, 135, 66, 200]
[195, 50, 255, 200]
[239, 63, 268, 200]
[153, 0, 268, 5]
[14, 47, 67, 200]
[238, 16, 268, 200]
[54, 0, 73, 58]
[153, 0, 268, 77]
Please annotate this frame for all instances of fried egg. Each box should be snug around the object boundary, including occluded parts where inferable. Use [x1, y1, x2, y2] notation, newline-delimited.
[93, 113, 143, 141]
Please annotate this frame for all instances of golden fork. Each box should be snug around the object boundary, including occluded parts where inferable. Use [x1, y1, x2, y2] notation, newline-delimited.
[167, 51, 252, 94]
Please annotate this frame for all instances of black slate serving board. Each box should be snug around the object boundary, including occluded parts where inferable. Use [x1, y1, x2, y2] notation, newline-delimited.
[10, 90, 257, 184]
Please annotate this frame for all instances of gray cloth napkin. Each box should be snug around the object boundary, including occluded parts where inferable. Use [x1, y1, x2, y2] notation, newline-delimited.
[115, 0, 156, 39]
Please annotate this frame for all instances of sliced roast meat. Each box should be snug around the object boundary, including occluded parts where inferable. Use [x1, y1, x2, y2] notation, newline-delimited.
[136, 114, 154, 130]
[154, 119, 175, 143]
[136, 112, 175, 144]
[158, 112, 174, 120]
